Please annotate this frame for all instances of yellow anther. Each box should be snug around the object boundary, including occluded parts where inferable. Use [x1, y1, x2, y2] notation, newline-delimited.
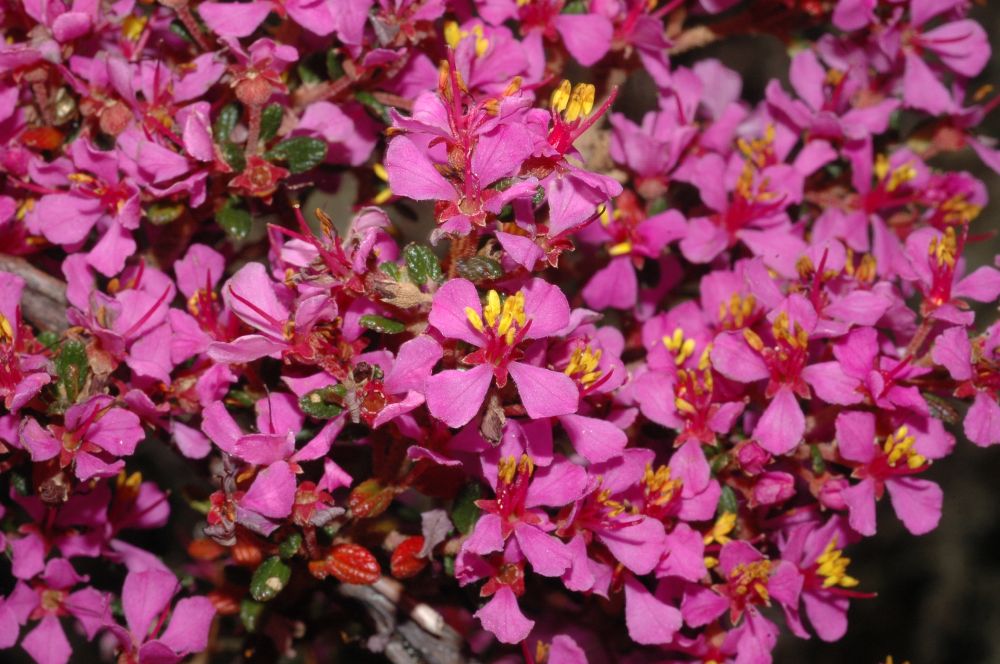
[550, 80, 572, 114]
[483, 290, 502, 328]
[929, 227, 958, 268]
[882, 426, 926, 469]
[698, 346, 712, 371]
[704, 512, 737, 546]
[704, 556, 719, 569]
[444, 21, 462, 49]
[535, 641, 550, 664]
[0, 314, 14, 342]
[465, 307, 484, 332]
[742, 328, 765, 352]
[372, 188, 393, 205]
[608, 240, 632, 256]
[373, 163, 389, 181]
[856, 254, 877, 283]
[675, 397, 696, 414]
[67, 172, 96, 184]
[472, 25, 489, 57]
[825, 68, 844, 86]
[498, 455, 518, 484]
[815, 538, 860, 589]
[564, 345, 603, 386]
[282, 319, 296, 341]
[642, 464, 681, 506]
[503, 76, 522, 97]
[122, 14, 147, 41]
[940, 194, 981, 224]
[874, 154, 890, 182]
[564, 83, 595, 122]
[973, 84, 994, 102]
[598, 204, 611, 226]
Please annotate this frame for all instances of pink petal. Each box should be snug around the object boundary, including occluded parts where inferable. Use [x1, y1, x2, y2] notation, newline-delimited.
[553, 14, 612, 66]
[158, 596, 216, 655]
[841, 478, 877, 536]
[385, 136, 456, 202]
[123, 568, 179, 639]
[954, 266, 1000, 302]
[525, 460, 587, 507]
[474, 586, 534, 645]
[597, 516, 666, 576]
[581, 256, 637, 311]
[710, 332, 769, 383]
[22, 615, 70, 664]
[464, 513, 504, 555]
[521, 278, 571, 339]
[966, 391, 1000, 447]
[834, 410, 876, 463]
[624, 575, 682, 645]
[508, 362, 578, 419]
[803, 591, 849, 642]
[198, 1, 273, 37]
[424, 365, 493, 428]
[514, 523, 570, 577]
[802, 361, 863, 405]
[886, 476, 942, 535]
[428, 279, 485, 346]
[931, 326, 973, 381]
[753, 386, 804, 455]
[496, 232, 543, 271]
[558, 414, 627, 463]
[384, 336, 442, 394]
[241, 461, 296, 519]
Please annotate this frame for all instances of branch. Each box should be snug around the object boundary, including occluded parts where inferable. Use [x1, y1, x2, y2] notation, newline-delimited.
[0, 254, 68, 333]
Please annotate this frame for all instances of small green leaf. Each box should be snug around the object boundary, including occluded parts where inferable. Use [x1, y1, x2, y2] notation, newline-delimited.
[147, 201, 185, 225]
[36, 331, 59, 350]
[266, 136, 328, 174]
[379, 262, 401, 281]
[299, 384, 347, 419]
[718, 485, 739, 516]
[240, 599, 265, 633]
[10, 472, 28, 496]
[403, 243, 443, 285]
[443, 555, 455, 577]
[213, 104, 240, 142]
[647, 197, 668, 216]
[532, 186, 546, 206]
[226, 389, 257, 408]
[456, 256, 503, 282]
[169, 20, 194, 43]
[54, 340, 88, 407]
[259, 104, 284, 143]
[216, 198, 252, 240]
[296, 61, 322, 85]
[355, 91, 390, 123]
[326, 50, 344, 79]
[279, 532, 303, 560]
[250, 556, 291, 602]
[219, 141, 246, 173]
[561, 0, 588, 13]
[810, 444, 826, 476]
[452, 482, 482, 535]
[359, 315, 405, 335]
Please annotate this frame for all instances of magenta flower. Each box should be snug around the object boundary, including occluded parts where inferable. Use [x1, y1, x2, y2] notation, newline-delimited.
[932, 324, 1000, 446]
[0, 559, 110, 664]
[20, 395, 145, 481]
[835, 410, 953, 535]
[104, 568, 215, 664]
[424, 278, 578, 427]
[0, 272, 50, 412]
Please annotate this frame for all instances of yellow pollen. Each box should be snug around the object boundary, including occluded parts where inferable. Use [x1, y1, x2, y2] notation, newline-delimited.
[675, 397, 696, 414]
[443, 21, 462, 49]
[535, 641, 551, 664]
[498, 455, 518, 484]
[704, 512, 737, 546]
[825, 68, 845, 86]
[598, 204, 610, 226]
[550, 80, 572, 114]
[0, 314, 14, 342]
[940, 194, 981, 224]
[815, 538, 860, 589]
[282, 320, 295, 341]
[16, 198, 34, 220]
[503, 77, 522, 97]
[373, 163, 389, 181]
[564, 83, 595, 122]
[564, 345, 603, 386]
[928, 227, 958, 268]
[608, 240, 632, 256]
[875, 154, 917, 191]
[597, 488, 630, 517]
[642, 464, 682, 506]
[122, 14, 148, 41]
[465, 307, 484, 332]
[730, 560, 772, 603]
[742, 328, 765, 352]
[883, 426, 926, 469]
[444, 22, 490, 56]
[67, 172, 96, 184]
[663, 328, 697, 366]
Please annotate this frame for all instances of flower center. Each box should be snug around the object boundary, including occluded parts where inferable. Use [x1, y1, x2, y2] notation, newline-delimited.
[814, 538, 860, 589]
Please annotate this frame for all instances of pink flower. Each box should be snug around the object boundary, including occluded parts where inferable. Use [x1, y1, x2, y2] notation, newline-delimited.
[835, 410, 953, 535]
[932, 323, 1000, 446]
[424, 278, 578, 428]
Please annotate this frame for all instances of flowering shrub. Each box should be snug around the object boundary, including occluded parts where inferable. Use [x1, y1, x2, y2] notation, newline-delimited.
[0, 0, 999, 662]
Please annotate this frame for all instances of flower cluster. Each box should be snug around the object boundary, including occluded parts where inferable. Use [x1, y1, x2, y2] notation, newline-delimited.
[1, 0, 999, 662]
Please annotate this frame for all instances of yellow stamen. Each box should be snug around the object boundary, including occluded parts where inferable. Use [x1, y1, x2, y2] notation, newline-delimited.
[550, 80, 572, 114]
[815, 538, 860, 589]
[704, 512, 737, 546]
[607, 240, 632, 256]
[465, 307, 484, 332]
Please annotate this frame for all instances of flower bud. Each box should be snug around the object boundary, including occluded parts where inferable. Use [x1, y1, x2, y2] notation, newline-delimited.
[736, 441, 771, 476]
[752, 471, 795, 506]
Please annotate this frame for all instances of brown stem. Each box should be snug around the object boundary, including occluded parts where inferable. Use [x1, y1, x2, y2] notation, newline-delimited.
[904, 317, 934, 358]
[245, 103, 262, 157]
[177, 5, 214, 52]
[0, 255, 68, 333]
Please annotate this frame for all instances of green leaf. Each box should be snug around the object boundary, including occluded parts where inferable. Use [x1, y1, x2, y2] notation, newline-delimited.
[456, 256, 503, 282]
[240, 599, 265, 633]
[810, 444, 826, 476]
[379, 262, 401, 281]
[226, 389, 257, 408]
[355, 91, 390, 124]
[296, 61, 322, 85]
[10, 472, 28, 496]
[561, 0, 588, 13]
[452, 482, 482, 535]
[213, 104, 240, 142]
[326, 50, 344, 79]
[266, 136, 328, 174]
[36, 331, 59, 350]
[169, 20, 194, 43]
[147, 201, 185, 225]
[718, 485, 739, 516]
[55, 340, 88, 407]
[250, 556, 291, 602]
[216, 198, 252, 240]
[403, 243, 443, 285]
[359, 315, 405, 334]
[219, 141, 246, 173]
[647, 197, 668, 216]
[299, 384, 347, 419]
[259, 104, 284, 143]
[279, 532, 302, 560]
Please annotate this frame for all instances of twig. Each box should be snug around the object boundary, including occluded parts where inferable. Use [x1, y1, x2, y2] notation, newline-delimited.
[0, 254, 68, 333]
